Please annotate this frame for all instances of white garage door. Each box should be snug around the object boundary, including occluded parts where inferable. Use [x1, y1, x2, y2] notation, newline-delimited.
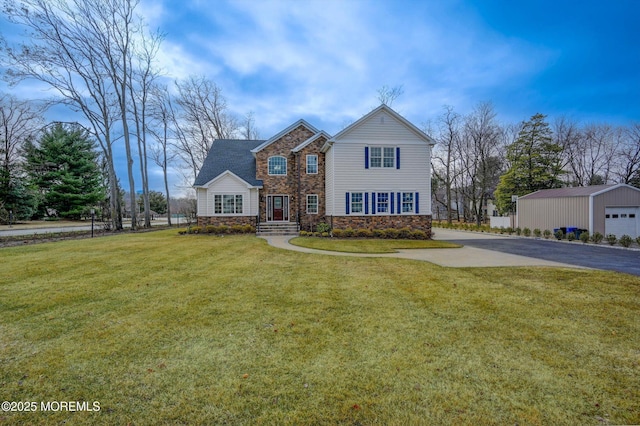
[605, 207, 640, 238]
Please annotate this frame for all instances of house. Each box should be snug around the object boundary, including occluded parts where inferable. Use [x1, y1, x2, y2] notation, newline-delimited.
[516, 184, 640, 238]
[194, 104, 435, 235]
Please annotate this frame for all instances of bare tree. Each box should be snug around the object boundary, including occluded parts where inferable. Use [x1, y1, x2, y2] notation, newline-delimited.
[173, 75, 238, 181]
[240, 111, 260, 140]
[616, 123, 640, 185]
[376, 85, 404, 107]
[431, 105, 462, 223]
[458, 102, 503, 226]
[1, 0, 130, 230]
[0, 93, 45, 174]
[128, 30, 163, 227]
[147, 84, 175, 226]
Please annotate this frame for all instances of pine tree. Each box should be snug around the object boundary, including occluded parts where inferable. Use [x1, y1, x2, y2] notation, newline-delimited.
[494, 113, 564, 213]
[25, 123, 104, 219]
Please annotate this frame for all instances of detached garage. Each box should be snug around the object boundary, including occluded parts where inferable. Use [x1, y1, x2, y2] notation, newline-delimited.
[516, 184, 640, 238]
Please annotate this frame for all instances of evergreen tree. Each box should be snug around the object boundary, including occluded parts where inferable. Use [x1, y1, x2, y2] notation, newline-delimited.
[147, 190, 167, 215]
[25, 123, 104, 219]
[494, 113, 564, 213]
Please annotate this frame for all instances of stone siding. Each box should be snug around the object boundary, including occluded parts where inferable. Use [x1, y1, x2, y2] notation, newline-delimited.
[329, 215, 433, 238]
[297, 136, 327, 231]
[256, 125, 316, 222]
[197, 216, 257, 228]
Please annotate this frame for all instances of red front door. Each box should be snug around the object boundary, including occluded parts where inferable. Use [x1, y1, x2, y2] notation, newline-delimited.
[273, 196, 284, 221]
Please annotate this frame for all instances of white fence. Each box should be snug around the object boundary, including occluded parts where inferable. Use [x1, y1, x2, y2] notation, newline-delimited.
[490, 216, 511, 229]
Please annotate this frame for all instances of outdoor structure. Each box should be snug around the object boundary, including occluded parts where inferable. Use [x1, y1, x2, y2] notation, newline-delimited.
[194, 104, 435, 235]
[516, 184, 640, 238]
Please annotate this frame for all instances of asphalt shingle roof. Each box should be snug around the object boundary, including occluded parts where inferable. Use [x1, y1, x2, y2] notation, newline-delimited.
[194, 139, 265, 187]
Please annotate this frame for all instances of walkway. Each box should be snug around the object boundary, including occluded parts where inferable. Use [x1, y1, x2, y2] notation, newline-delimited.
[260, 230, 581, 269]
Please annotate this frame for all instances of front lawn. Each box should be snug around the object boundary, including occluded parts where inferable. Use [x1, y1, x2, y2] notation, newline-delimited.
[1, 230, 638, 424]
[289, 236, 461, 253]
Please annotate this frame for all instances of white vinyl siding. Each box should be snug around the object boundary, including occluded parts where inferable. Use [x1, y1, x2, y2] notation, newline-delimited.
[196, 173, 258, 216]
[331, 142, 430, 216]
[326, 108, 431, 216]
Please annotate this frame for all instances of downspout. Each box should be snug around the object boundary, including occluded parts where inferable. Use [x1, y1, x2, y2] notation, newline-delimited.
[296, 152, 301, 230]
[589, 194, 594, 234]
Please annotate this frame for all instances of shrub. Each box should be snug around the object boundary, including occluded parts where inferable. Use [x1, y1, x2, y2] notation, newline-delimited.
[299, 230, 309, 237]
[178, 229, 187, 235]
[321, 232, 330, 238]
[343, 227, 355, 238]
[356, 228, 373, 238]
[242, 224, 255, 234]
[533, 228, 541, 238]
[398, 227, 412, 239]
[606, 234, 617, 246]
[590, 232, 604, 244]
[566, 232, 576, 241]
[231, 224, 245, 234]
[205, 225, 216, 234]
[189, 226, 202, 234]
[385, 228, 400, 239]
[411, 230, 427, 240]
[554, 229, 564, 240]
[332, 229, 344, 238]
[636, 236, 640, 246]
[499, 227, 505, 234]
[515, 227, 522, 236]
[543, 229, 552, 239]
[373, 229, 386, 239]
[316, 222, 331, 233]
[579, 231, 590, 243]
[506, 227, 514, 235]
[619, 234, 633, 248]
[523, 227, 531, 237]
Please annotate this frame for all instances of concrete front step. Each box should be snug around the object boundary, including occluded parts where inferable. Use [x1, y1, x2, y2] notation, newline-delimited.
[256, 222, 299, 236]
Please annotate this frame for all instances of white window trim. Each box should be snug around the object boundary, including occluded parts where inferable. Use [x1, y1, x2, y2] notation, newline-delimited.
[402, 192, 414, 213]
[376, 192, 389, 214]
[350, 192, 364, 214]
[213, 193, 244, 215]
[268, 155, 287, 176]
[306, 194, 319, 214]
[306, 154, 318, 174]
[369, 146, 396, 169]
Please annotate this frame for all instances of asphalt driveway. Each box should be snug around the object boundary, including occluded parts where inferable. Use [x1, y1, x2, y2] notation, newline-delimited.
[436, 229, 640, 276]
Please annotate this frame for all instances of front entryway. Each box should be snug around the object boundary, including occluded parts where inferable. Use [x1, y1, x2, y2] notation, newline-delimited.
[267, 195, 289, 222]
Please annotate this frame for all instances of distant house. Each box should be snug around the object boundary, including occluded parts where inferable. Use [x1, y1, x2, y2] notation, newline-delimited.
[516, 184, 640, 238]
[194, 104, 435, 235]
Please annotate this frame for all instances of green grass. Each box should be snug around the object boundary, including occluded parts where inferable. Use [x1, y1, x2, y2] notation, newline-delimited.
[290, 236, 461, 253]
[1, 230, 639, 425]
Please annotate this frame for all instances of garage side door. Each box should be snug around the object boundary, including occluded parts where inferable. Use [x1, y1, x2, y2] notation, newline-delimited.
[605, 207, 639, 238]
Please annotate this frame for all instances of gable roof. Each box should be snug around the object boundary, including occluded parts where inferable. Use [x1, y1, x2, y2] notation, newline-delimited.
[194, 139, 264, 187]
[329, 104, 435, 145]
[250, 119, 319, 153]
[292, 131, 331, 153]
[519, 184, 640, 199]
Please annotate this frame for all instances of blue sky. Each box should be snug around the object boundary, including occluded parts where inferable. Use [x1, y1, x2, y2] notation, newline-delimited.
[2, 0, 639, 194]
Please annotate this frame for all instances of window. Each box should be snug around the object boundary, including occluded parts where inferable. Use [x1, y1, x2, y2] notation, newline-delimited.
[214, 194, 242, 214]
[621, 214, 628, 218]
[630, 214, 636, 218]
[306, 155, 318, 174]
[383, 147, 395, 168]
[377, 192, 389, 213]
[402, 192, 414, 213]
[369, 146, 395, 168]
[307, 194, 318, 214]
[351, 192, 363, 213]
[268, 156, 287, 175]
